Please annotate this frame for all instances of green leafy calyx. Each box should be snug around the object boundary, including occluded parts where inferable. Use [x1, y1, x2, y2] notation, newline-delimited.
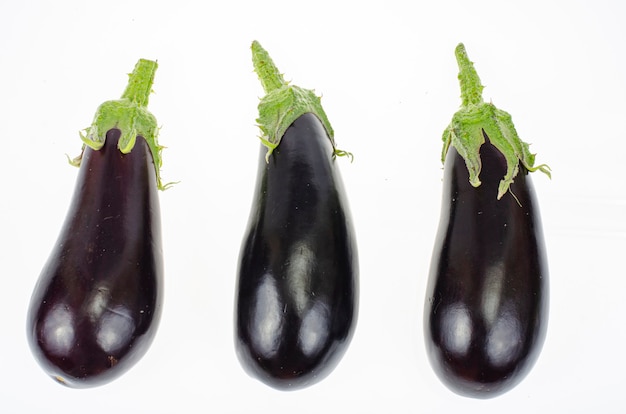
[74, 59, 171, 190]
[442, 43, 550, 200]
[251, 40, 351, 162]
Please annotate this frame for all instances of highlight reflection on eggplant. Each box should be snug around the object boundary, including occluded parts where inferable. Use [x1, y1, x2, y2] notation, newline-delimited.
[27, 59, 170, 388]
[424, 44, 551, 399]
[235, 41, 358, 391]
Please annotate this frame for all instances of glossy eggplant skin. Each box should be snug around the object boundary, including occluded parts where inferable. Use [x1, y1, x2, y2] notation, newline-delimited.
[27, 129, 163, 388]
[425, 136, 548, 398]
[235, 113, 358, 390]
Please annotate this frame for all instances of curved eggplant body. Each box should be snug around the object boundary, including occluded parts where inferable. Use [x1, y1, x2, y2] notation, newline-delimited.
[27, 129, 163, 388]
[425, 138, 548, 398]
[236, 113, 358, 390]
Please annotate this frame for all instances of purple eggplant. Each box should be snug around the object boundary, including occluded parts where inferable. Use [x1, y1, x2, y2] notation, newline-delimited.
[27, 59, 170, 388]
[235, 41, 358, 390]
[424, 44, 551, 398]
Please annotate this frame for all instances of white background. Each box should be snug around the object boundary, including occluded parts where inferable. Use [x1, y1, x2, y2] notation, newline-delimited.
[1, 0, 625, 412]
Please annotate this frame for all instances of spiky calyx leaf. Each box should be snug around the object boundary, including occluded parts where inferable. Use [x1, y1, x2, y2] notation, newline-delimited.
[73, 59, 172, 190]
[251, 40, 351, 162]
[442, 43, 550, 200]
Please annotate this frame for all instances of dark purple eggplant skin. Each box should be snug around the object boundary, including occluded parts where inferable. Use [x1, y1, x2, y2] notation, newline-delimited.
[424, 134, 549, 398]
[27, 129, 163, 388]
[235, 113, 358, 390]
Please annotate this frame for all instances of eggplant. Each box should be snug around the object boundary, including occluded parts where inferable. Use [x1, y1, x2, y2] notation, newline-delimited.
[424, 44, 551, 398]
[235, 41, 358, 390]
[27, 59, 169, 388]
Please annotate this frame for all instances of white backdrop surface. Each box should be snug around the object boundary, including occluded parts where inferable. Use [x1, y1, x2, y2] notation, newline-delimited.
[1, 1, 625, 412]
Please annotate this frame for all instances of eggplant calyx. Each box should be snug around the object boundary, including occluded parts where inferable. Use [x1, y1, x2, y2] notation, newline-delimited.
[73, 59, 173, 190]
[251, 40, 351, 162]
[442, 43, 550, 200]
